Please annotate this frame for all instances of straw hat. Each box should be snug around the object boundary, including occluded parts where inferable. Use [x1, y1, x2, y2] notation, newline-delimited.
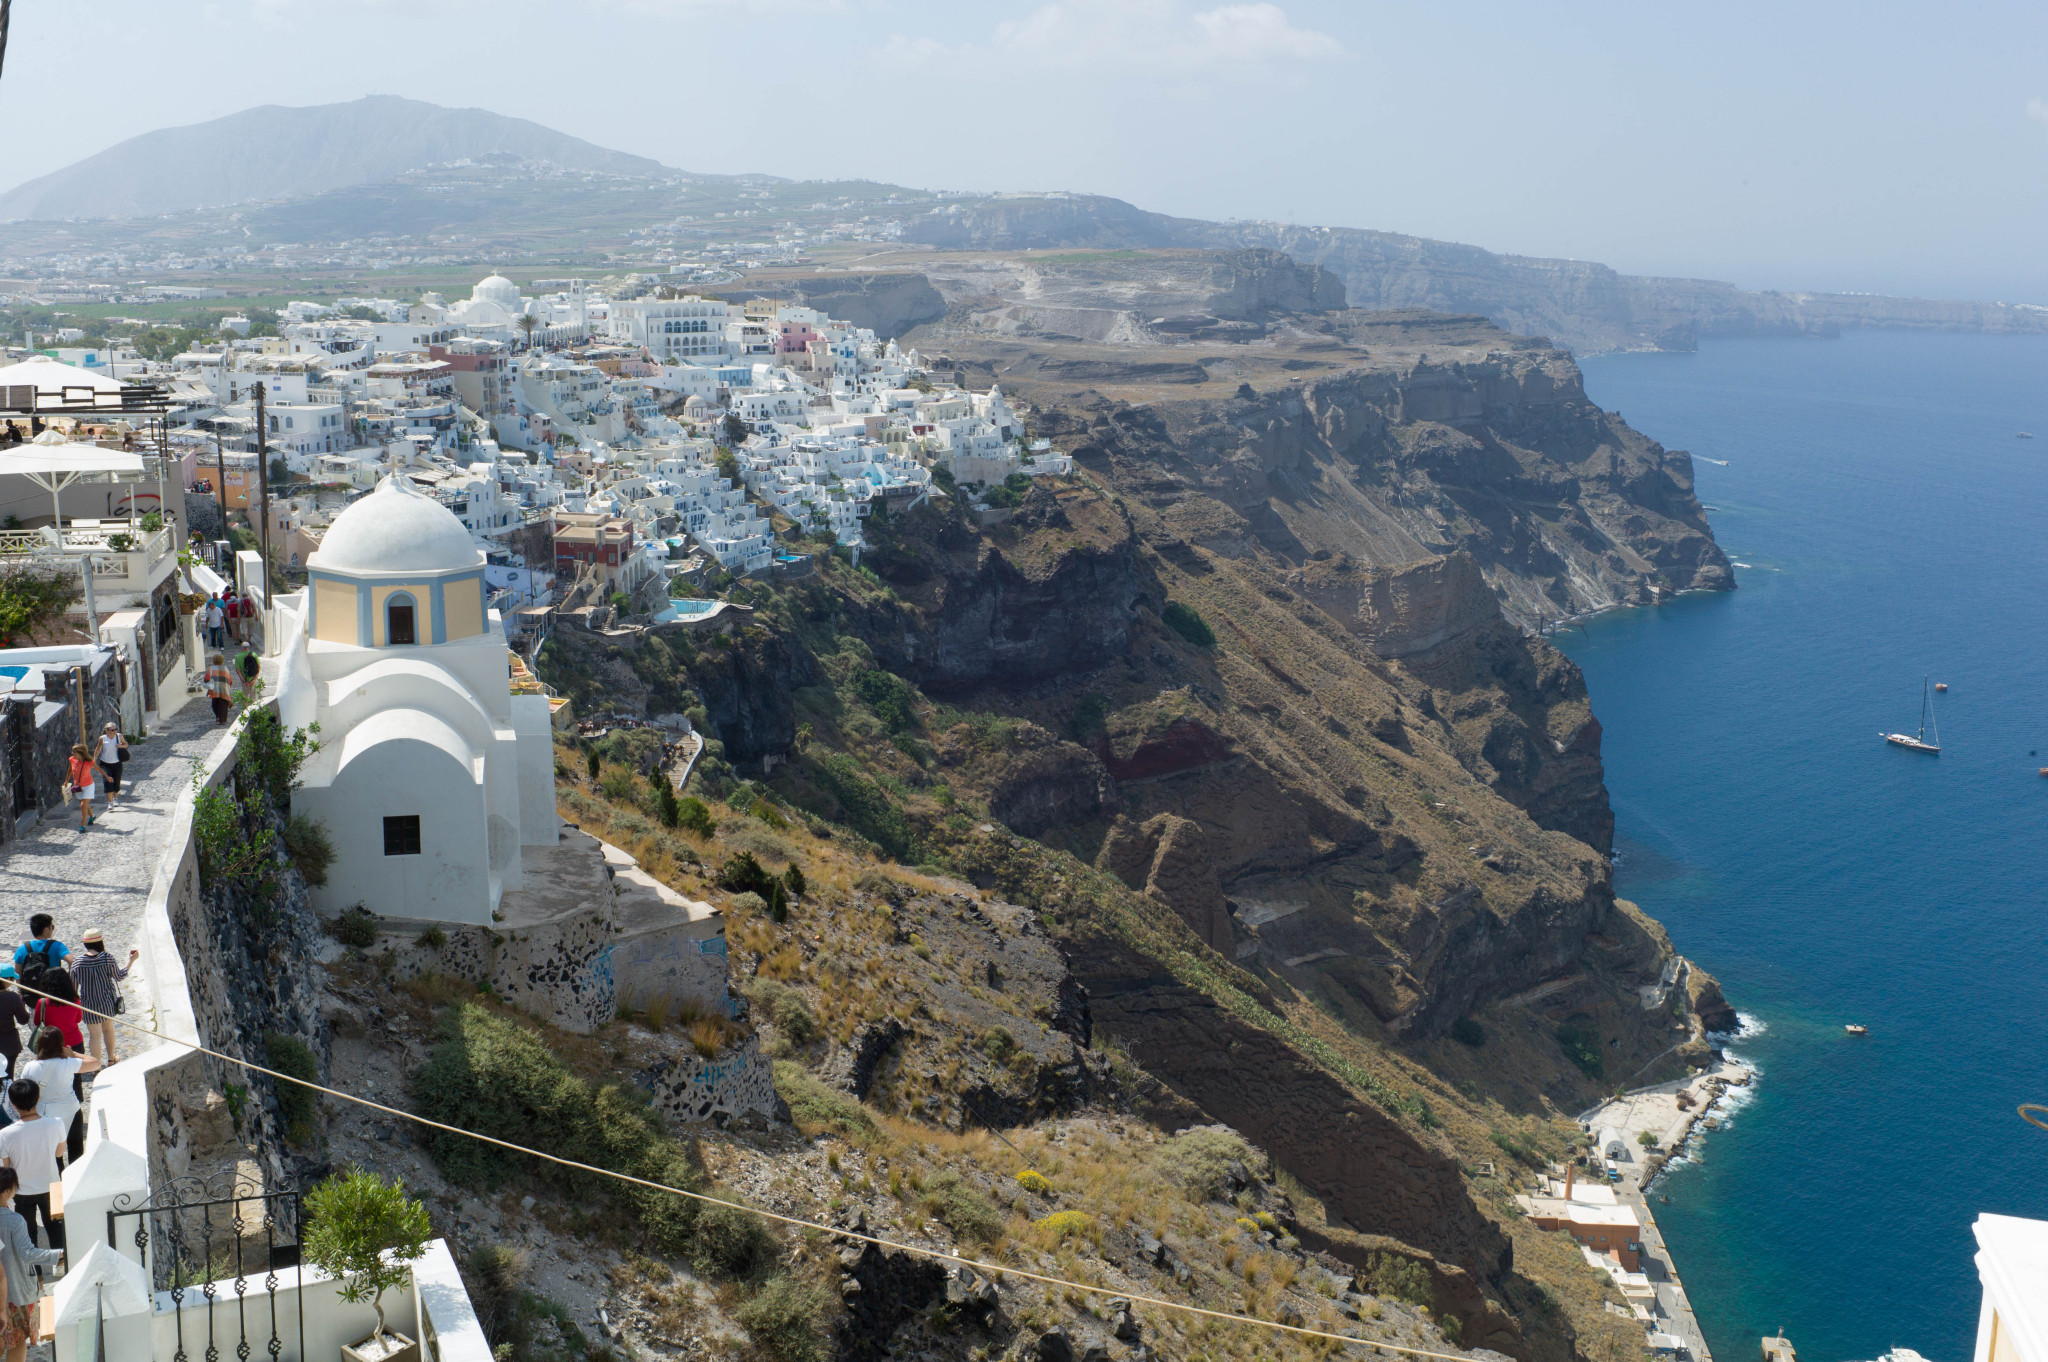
[82, 929, 104, 946]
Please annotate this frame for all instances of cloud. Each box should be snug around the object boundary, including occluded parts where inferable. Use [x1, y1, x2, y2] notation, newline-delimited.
[893, 1, 1342, 74]
[2029, 97, 2048, 126]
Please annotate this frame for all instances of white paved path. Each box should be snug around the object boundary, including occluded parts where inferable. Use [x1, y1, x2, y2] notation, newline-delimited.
[0, 697, 233, 1059]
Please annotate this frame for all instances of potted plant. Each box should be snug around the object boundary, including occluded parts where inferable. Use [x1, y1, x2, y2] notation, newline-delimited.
[304, 1167, 433, 1362]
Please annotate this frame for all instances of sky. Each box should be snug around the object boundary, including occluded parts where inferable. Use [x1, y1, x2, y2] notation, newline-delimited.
[4, 0, 2047, 302]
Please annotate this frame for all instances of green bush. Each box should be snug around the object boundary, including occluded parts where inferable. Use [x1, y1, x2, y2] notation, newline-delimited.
[1161, 601, 1216, 649]
[1449, 1017, 1485, 1048]
[411, 1002, 702, 1253]
[734, 1274, 833, 1362]
[773, 1060, 875, 1139]
[689, 1196, 779, 1280]
[717, 851, 778, 898]
[849, 668, 918, 733]
[807, 753, 916, 862]
[264, 1031, 319, 1144]
[334, 905, 378, 948]
[1365, 1250, 1434, 1309]
[750, 980, 819, 1046]
[1555, 1024, 1604, 1079]
[283, 814, 335, 887]
[921, 1170, 1004, 1244]
[676, 795, 716, 835]
[782, 863, 806, 898]
[1152, 1127, 1252, 1200]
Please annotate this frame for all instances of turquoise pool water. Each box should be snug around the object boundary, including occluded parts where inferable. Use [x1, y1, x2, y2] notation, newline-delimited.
[654, 599, 719, 624]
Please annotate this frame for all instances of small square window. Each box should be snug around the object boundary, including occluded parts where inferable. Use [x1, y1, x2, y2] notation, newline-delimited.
[383, 814, 421, 856]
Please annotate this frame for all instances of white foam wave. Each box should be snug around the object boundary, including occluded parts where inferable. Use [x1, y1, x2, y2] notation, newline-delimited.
[1707, 1010, 1766, 1041]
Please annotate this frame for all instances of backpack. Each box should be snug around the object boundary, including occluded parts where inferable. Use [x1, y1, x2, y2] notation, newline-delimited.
[16, 940, 59, 997]
[239, 652, 259, 680]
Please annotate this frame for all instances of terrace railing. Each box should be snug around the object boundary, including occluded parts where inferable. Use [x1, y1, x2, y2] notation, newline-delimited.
[109, 1176, 306, 1362]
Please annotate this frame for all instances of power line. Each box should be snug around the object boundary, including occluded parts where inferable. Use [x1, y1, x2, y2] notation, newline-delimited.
[22, 979, 1476, 1360]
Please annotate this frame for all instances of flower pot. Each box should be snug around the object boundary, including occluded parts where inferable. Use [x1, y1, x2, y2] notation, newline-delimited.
[340, 1329, 419, 1362]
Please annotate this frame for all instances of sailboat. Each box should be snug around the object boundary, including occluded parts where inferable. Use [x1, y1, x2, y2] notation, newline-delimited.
[1881, 678, 1941, 754]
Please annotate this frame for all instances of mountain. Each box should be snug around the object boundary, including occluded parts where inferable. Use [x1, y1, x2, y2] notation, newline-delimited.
[0, 96, 671, 221]
[892, 193, 2048, 353]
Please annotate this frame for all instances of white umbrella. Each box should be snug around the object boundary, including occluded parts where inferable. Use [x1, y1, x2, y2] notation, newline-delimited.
[0, 353, 128, 408]
[0, 433, 151, 645]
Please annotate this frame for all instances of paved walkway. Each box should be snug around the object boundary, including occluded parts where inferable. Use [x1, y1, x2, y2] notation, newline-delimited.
[0, 695, 233, 1059]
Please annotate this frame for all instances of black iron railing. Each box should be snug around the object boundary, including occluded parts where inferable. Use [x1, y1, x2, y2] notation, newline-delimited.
[109, 1175, 304, 1362]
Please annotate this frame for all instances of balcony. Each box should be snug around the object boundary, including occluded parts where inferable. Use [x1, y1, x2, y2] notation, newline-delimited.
[0, 522, 177, 593]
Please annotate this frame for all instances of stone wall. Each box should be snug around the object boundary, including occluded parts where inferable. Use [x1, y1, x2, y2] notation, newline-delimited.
[375, 916, 620, 1035]
[636, 1033, 782, 1128]
[146, 702, 329, 1198]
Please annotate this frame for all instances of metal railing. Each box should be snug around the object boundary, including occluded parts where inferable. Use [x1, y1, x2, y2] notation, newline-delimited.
[109, 1176, 306, 1362]
[0, 523, 174, 564]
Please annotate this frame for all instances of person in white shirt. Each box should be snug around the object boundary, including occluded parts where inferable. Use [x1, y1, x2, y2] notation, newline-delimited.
[0, 1079, 66, 1251]
[94, 722, 125, 808]
[7, 1030, 94, 1160]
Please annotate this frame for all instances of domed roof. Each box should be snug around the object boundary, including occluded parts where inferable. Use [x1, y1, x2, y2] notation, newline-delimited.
[308, 476, 483, 576]
[472, 273, 521, 308]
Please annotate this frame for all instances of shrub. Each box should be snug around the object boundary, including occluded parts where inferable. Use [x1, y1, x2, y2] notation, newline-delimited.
[462, 1244, 528, 1346]
[807, 754, 916, 862]
[1015, 1170, 1052, 1196]
[334, 905, 378, 948]
[1449, 1017, 1485, 1048]
[774, 1061, 875, 1138]
[849, 668, 918, 733]
[782, 863, 806, 898]
[749, 980, 819, 1046]
[690, 1196, 780, 1281]
[1365, 1251, 1434, 1309]
[1037, 1210, 1092, 1240]
[729, 891, 768, 917]
[734, 1274, 833, 1362]
[415, 926, 447, 950]
[717, 851, 779, 898]
[586, 749, 601, 780]
[1637, 1130, 1660, 1148]
[676, 795, 717, 836]
[411, 1002, 702, 1253]
[1555, 1024, 1604, 1078]
[922, 1171, 1004, 1244]
[264, 1032, 319, 1144]
[1153, 1127, 1252, 1200]
[1161, 600, 1216, 649]
[655, 780, 681, 828]
[282, 814, 335, 887]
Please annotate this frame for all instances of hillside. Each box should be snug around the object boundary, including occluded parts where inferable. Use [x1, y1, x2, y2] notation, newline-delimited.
[0, 96, 672, 221]
[527, 273, 1741, 1358]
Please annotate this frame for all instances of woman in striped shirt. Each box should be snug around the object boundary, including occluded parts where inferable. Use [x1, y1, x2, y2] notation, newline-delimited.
[69, 930, 133, 1066]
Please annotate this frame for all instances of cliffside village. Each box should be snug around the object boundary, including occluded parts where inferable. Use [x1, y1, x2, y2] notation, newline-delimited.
[9, 271, 1072, 642]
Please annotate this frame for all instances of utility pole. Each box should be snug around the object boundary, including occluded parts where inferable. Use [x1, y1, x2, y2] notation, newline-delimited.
[213, 421, 228, 557]
[255, 381, 271, 633]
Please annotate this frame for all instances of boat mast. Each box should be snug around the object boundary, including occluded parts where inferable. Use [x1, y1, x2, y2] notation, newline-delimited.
[1919, 677, 1931, 743]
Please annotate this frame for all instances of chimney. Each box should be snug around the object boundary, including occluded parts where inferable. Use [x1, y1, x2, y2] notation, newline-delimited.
[1565, 1165, 1575, 1199]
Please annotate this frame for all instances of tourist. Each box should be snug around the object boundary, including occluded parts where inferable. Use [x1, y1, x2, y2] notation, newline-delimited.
[26, 973, 83, 1059]
[219, 586, 239, 640]
[0, 1081, 66, 1252]
[0, 1167, 61, 1362]
[69, 930, 133, 1066]
[0, 974, 27, 1083]
[10, 918, 65, 986]
[10, 1032, 92, 1163]
[236, 642, 261, 695]
[64, 743, 96, 831]
[204, 650, 236, 724]
[202, 593, 227, 650]
[94, 721, 126, 808]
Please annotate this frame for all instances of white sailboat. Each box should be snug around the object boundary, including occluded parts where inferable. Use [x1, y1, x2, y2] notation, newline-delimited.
[1881, 678, 1941, 754]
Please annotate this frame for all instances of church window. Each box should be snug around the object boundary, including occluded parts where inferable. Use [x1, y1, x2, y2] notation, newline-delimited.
[386, 592, 418, 645]
[384, 815, 421, 856]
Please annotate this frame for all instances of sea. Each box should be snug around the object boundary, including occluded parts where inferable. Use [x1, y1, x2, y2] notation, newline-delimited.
[1561, 330, 2048, 1362]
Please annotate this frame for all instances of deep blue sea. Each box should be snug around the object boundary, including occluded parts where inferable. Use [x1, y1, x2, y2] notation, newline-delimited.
[1563, 332, 2048, 1362]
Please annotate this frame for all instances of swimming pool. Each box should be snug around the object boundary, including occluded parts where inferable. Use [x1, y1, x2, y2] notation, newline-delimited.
[652, 599, 721, 624]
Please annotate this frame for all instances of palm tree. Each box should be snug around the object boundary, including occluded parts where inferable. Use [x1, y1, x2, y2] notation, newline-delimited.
[515, 314, 541, 352]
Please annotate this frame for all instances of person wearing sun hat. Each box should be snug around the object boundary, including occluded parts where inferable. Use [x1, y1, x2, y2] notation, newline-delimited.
[69, 930, 134, 1066]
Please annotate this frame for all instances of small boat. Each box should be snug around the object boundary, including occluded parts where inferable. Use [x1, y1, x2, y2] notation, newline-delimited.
[1845, 1024, 1868, 1035]
[1934, 682, 1948, 692]
[2038, 767, 2047, 778]
[2019, 432, 2035, 439]
[1882, 678, 1941, 754]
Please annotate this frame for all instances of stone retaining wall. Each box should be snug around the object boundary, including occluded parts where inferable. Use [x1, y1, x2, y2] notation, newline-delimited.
[637, 1033, 781, 1127]
[375, 915, 620, 1035]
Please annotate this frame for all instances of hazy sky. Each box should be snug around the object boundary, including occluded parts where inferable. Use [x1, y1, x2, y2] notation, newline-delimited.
[6, 0, 2047, 301]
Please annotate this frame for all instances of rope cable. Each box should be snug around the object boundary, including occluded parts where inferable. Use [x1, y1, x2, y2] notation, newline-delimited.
[18, 979, 1480, 1359]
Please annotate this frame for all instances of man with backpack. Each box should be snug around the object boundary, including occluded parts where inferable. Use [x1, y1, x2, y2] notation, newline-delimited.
[236, 643, 261, 696]
[10, 920, 64, 996]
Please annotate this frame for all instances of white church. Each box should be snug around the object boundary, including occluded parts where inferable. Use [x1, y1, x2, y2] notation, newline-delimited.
[274, 475, 558, 924]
